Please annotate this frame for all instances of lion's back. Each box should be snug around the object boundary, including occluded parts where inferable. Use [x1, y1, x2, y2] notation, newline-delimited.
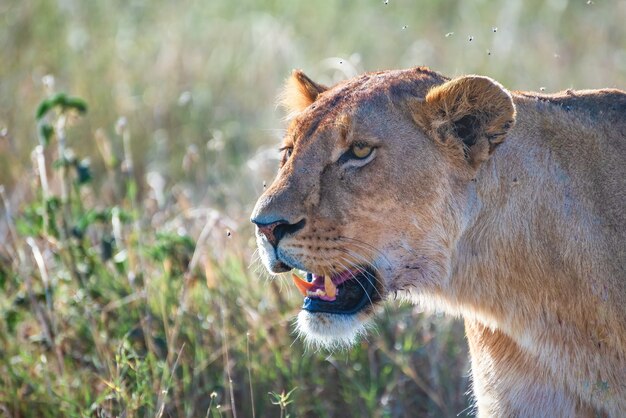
[517, 88, 626, 129]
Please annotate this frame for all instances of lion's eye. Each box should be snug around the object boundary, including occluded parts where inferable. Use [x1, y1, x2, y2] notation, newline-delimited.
[338, 142, 377, 167]
[351, 143, 373, 159]
[279, 146, 293, 165]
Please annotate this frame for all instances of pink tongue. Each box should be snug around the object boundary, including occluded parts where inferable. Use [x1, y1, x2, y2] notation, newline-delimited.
[333, 270, 359, 285]
[304, 270, 360, 301]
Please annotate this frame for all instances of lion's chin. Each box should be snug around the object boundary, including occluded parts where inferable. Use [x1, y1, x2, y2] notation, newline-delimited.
[295, 310, 374, 351]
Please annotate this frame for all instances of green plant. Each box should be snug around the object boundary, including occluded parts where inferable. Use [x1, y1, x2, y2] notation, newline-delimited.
[0, 84, 472, 418]
[269, 387, 297, 418]
[15, 0, 625, 415]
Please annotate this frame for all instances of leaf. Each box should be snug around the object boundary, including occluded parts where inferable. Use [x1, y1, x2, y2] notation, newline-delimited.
[5, 309, 20, 334]
[147, 232, 195, 263]
[75, 159, 92, 185]
[48, 92, 69, 108]
[64, 96, 88, 114]
[0, 265, 7, 290]
[73, 209, 112, 237]
[35, 93, 88, 120]
[15, 201, 46, 236]
[100, 235, 114, 262]
[39, 123, 54, 145]
[35, 99, 52, 120]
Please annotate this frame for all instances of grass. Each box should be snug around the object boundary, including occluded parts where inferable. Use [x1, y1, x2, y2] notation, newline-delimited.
[0, 93, 469, 417]
[0, 0, 624, 417]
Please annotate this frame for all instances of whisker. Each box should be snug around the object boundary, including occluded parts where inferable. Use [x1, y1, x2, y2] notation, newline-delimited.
[343, 250, 384, 281]
[334, 257, 380, 308]
[342, 257, 385, 300]
[276, 272, 290, 294]
[338, 250, 395, 325]
[337, 236, 388, 260]
[298, 257, 376, 315]
[247, 248, 260, 269]
[338, 250, 389, 305]
[337, 248, 385, 287]
[337, 255, 385, 303]
[337, 236, 392, 268]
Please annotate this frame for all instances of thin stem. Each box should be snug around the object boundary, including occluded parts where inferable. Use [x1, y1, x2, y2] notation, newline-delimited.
[25, 238, 55, 332]
[33, 145, 50, 237]
[246, 332, 256, 418]
[55, 114, 69, 207]
[53, 113, 85, 287]
[24, 238, 64, 375]
[155, 343, 186, 418]
[205, 396, 215, 418]
[0, 186, 21, 260]
[220, 302, 237, 418]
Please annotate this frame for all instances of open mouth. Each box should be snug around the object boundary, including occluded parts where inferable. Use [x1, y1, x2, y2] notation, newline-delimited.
[291, 268, 381, 315]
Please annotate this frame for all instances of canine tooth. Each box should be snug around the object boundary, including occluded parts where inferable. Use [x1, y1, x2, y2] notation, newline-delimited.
[325, 275, 336, 298]
[292, 273, 314, 296]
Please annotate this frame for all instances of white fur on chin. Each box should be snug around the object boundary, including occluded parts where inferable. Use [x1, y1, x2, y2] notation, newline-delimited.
[295, 310, 372, 351]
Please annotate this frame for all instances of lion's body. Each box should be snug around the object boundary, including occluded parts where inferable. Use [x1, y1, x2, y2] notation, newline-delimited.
[448, 91, 626, 416]
[252, 67, 626, 417]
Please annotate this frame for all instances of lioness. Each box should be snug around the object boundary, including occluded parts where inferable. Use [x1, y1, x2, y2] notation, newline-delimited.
[251, 67, 626, 417]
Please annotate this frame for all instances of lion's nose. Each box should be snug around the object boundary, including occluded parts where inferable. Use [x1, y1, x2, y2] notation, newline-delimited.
[251, 217, 306, 247]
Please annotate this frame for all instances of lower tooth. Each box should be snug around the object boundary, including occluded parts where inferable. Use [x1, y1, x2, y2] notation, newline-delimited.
[308, 289, 327, 297]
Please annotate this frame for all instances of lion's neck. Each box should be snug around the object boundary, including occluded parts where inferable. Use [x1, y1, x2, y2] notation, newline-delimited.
[448, 112, 611, 335]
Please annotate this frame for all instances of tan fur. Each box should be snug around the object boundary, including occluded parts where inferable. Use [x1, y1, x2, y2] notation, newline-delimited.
[411, 76, 516, 167]
[278, 69, 328, 119]
[251, 67, 626, 417]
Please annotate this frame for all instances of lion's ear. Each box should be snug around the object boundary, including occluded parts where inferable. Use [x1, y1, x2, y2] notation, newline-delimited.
[279, 70, 328, 117]
[410, 75, 516, 167]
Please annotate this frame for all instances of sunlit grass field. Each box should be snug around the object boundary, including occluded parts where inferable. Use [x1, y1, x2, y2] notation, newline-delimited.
[0, 0, 624, 416]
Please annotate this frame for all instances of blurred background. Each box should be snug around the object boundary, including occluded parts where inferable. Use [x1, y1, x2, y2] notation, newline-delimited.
[0, 0, 624, 417]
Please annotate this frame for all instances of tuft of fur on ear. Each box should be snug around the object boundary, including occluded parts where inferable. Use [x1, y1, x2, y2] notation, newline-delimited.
[278, 70, 328, 118]
[411, 76, 516, 167]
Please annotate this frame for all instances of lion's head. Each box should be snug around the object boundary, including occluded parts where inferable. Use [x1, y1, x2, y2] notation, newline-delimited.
[251, 67, 515, 349]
